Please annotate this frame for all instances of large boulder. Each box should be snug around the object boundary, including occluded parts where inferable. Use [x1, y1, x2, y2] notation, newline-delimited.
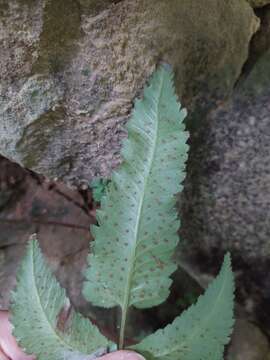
[0, 0, 258, 185]
[182, 50, 270, 261]
[180, 16, 270, 331]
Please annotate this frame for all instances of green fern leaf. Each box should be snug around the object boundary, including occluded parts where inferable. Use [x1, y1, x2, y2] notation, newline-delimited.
[132, 254, 235, 360]
[11, 236, 113, 360]
[83, 65, 189, 347]
[90, 178, 110, 203]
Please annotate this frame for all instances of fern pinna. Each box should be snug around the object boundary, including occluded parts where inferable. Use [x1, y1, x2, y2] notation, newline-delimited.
[11, 236, 114, 360]
[83, 65, 189, 348]
[11, 66, 235, 360]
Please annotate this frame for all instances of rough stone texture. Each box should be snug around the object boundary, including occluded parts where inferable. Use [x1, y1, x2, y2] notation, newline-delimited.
[181, 15, 270, 254]
[248, 0, 270, 7]
[179, 19, 270, 335]
[0, 0, 259, 185]
[241, 4, 270, 77]
[227, 319, 270, 360]
[181, 78, 270, 262]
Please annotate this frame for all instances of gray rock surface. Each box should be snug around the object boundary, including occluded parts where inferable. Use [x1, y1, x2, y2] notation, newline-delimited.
[248, 0, 270, 7]
[0, 0, 259, 185]
[227, 319, 270, 360]
[181, 39, 270, 259]
[179, 17, 270, 335]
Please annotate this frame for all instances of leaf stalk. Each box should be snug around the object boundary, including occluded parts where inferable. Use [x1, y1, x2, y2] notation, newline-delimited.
[118, 306, 128, 349]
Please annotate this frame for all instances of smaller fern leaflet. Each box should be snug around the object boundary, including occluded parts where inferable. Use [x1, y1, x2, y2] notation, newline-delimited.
[131, 254, 234, 360]
[11, 235, 113, 360]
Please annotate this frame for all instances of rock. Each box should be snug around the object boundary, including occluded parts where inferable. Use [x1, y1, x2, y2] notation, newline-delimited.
[248, 0, 270, 7]
[0, 0, 258, 185]
[240, 4, 270, 78]
[239, 5, 270, 96]
[180, 21, 270, 334]
[181, 30, 270, 256]
[181, 69, 270, 261]
[0, 75, 64, 168]
[227, 319, 270, 360]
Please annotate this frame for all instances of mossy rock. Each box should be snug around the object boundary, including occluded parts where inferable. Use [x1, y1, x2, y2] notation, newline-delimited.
[0, 0, 258, 185]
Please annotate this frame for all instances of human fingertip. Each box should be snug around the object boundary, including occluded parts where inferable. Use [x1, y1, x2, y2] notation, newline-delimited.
[0, 347, 10, 360]
[99, 350, 145, 360]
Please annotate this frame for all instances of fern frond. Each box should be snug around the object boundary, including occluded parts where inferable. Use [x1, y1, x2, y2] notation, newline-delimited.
[132, 254, 235, 360]
[11, 236, 113, 360]
[83, 65, 189, 347]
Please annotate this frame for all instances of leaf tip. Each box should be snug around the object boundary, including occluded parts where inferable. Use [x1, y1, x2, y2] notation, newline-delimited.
[223, 252, 233, 272]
